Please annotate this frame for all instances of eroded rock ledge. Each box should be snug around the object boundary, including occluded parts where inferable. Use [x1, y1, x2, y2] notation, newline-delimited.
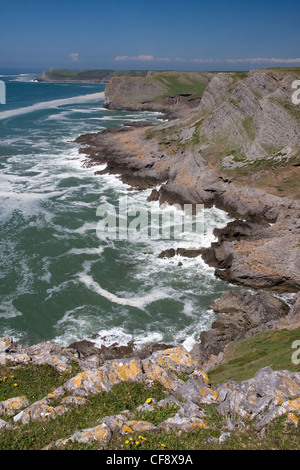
[75, 67, 300, 292]
[75, 121, 300, 293]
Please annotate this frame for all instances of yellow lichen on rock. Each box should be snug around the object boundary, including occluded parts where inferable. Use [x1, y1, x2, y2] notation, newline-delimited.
[121, 420, 156, 434]
[142, 360, 184, 391]
[103, 358, 144, 386]
[0, 396, 29, 417]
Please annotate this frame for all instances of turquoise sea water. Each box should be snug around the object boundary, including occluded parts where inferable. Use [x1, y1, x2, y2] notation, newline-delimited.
[0, 71, 232, 350]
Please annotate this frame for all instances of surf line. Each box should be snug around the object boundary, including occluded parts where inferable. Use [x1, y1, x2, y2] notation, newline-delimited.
[0, 92, 105, 120]
[78, 272, 171, 309]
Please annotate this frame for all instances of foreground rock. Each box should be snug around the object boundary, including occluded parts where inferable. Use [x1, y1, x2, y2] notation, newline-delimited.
[1, 337, 300, 448]
[217, 367, 300, 429]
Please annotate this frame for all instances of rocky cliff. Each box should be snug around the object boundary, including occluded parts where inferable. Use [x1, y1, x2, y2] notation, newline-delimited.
[104, 71, 213, 118]
[77, 68, 300, 293]
[1, 68, 300, 450]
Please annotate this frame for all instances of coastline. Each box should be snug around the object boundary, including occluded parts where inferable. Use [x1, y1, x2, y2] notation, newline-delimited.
[75, 121, 300, 294]
[1, 94, 300, 448]
[73, 115, 299, 370]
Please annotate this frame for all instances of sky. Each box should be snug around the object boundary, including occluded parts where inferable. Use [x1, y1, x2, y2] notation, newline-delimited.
[1, 0, 300, 71]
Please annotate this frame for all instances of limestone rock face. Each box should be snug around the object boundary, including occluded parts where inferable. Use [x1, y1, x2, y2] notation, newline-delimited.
[68, 423, 112, 445]
[145, 346, 198, 375]
[197, 289, 289, 358]
[0, 396, 29, 417]
[175, 377, 218, 405]
[216, 367, 300, 427]
[104, 71, 212, 118]
[77, 68, 300, 294]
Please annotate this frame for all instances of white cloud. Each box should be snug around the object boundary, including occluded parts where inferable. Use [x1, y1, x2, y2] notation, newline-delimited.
[226, 57, 300, 64]
[70, 53, 79, 62]
[114, 54, 300, 65]
[115, 55, 154, 62]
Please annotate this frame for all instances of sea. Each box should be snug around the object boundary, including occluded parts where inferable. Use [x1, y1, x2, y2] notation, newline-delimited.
[0, 70, 233, 352]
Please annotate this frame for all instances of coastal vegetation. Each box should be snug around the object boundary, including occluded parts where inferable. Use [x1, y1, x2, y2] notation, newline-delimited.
[1, 325, 300, 450]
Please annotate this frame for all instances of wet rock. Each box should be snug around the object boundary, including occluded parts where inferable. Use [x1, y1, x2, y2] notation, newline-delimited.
[69, 339, 173, 364]
[68, 340, 102, 359]
[290, 293, 300, 317]
[176, 248, 203, 258]
[147, 189, 159, 202]
[158, 248, 176, 259]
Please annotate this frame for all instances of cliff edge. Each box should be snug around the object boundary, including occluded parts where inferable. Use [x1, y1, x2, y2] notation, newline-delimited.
[77, 68, 300, 293]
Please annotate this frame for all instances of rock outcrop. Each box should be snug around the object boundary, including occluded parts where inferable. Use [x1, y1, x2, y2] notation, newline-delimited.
[1, 338, 300, 449]
[76, 67, 300, 292]
[104, 71, 213, 118]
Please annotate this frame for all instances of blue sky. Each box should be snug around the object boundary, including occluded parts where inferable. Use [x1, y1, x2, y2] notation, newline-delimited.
[1, 0, 300, 71]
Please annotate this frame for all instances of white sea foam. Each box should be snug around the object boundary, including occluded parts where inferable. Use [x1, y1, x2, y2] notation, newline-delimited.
[78, 272, 172, 309]
[0, 92, 105, 120]
[0, 81, 233, 348]
[67, 246, 104, 256]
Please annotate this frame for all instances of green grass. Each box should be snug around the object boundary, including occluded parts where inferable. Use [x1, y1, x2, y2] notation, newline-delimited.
[242, 116, 256, 141]
[208, 327, 300, 385]
[154, 72, 208, 100]
[42, 69, 150, 81]
[0, 380, 167, 450]
[264, 67, 300, 73]
[1, 335, 300, 450]
[0, 361, 80, 403]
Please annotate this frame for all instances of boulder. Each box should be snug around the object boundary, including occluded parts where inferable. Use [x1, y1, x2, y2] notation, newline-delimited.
[0, 396, 29, 417]
[146, 346, 198, 375]
[68, 423, 111, 445]
[175, 377, 218, 405]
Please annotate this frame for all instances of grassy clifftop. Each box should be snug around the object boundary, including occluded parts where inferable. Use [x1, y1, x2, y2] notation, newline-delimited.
[145, 68, 300, 198]
[104, 71, 213, 117]
[37, 68, 150, 83]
